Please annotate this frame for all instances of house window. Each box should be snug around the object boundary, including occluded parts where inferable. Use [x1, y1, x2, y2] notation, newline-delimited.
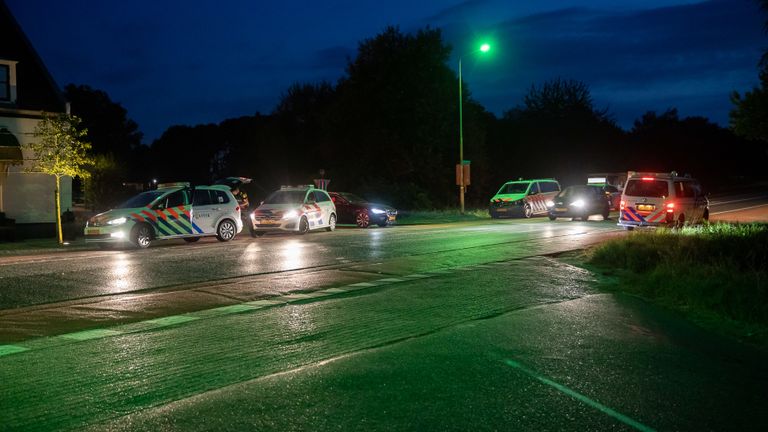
[0, 65, 9, 101]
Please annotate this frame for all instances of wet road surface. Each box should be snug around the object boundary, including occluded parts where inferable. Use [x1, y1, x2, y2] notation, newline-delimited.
[1, 215, 767, 430]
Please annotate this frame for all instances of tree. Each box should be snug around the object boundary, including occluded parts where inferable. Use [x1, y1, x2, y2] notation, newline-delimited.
[729, 0, 768, 144]
[495, 78, 623, 186]
[24, 113, 93, 244]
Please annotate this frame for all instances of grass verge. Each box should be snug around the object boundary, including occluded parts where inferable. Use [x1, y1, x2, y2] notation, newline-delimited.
[396, 209, 491, 225]
[585, 223, 768, 346]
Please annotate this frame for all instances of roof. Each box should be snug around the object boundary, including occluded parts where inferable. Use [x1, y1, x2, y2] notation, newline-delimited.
[0, 0, 67, 113]
[504, 178, 559, 183]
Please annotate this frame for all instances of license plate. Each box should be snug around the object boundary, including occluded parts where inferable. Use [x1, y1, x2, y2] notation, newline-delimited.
[388, 215, 396, 222]
[86, 228, 100, 235]
[555, 207, 567, 212]
[636, 204, 655, 211]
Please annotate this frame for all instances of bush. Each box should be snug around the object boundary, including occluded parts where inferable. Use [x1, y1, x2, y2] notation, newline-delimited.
[589, 223, 768, 325]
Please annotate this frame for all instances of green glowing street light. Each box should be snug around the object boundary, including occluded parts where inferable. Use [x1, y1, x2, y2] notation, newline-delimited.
[458, 42, 491, 214]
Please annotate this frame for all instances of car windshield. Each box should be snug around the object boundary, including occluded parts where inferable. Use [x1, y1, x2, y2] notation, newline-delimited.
[115, 190, 166, 209]
[339, 193, 366, 203]
[625, 179, 669, 198]
[498, 182, 529, 194]
[558, 186, 592, 199]
[263, 190, 307, 204]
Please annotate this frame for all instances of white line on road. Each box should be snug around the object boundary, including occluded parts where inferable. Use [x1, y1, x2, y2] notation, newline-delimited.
[711, 203, 768, 215]
[504, 359, 656, 432]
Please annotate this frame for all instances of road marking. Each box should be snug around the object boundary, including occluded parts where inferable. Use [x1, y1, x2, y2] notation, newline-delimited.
[711, 203, 768, 215]
[0, 258, 536, 358]
[710, 196, 767, 206]
[504, 359, 656, 432]
[60, 329, 122, 341]
[0, 345, 29, 357]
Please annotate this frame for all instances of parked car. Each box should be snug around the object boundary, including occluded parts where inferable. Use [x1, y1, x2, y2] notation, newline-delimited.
[489, 179, 561, 218]
[84, 182, 242, 248]
[328, 192, 397, 228]
[547, 185, 611, 221]
[618, 171, 709, 230]
[249, 185, 336, 236]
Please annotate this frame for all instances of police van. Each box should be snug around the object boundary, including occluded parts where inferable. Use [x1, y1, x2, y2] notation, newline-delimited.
[84, 182, 243, 248]
[249, 185, 337, 236]
[489, 178, 561, 218]
[618, 171, 709, 230]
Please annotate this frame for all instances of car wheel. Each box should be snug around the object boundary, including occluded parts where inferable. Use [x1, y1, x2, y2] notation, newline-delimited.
[548, 214, 556, 221]
[377, 220, 388, 227]
[355, 211, 370, 228]
[326, 213, 337, 232]
[183, 237, 200, 243]
[130, 223, 152, 249]
[523, 203, 533, 218]
[216, 219, 237, 241]
[297, 216, 309, 235]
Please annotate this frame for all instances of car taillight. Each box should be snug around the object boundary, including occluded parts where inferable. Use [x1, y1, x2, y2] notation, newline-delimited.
[642, 177, 654, 181]
[666, 202, 675, 213]
[235, 205, 240, 212]
[620, 200, 625, 210]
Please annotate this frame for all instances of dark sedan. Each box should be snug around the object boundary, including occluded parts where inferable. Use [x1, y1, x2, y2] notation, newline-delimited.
[547, 185, 610, 221]
[329, 192, 397, 228]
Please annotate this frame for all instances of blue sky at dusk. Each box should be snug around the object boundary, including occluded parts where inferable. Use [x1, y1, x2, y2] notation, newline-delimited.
[6, 0, 765, 142]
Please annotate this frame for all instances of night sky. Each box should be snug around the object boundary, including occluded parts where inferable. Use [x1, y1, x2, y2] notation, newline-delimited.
[6, 0, 765, 142]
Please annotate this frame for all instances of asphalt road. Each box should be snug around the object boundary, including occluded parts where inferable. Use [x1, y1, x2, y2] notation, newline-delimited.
[1, 201, 767, 431]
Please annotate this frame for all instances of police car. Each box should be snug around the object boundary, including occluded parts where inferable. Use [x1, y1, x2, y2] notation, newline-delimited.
[618, 171, 709, 230]
[489, 178, 561, 218]
[84, 182, 243, 248]
[249, 185, 336, 236]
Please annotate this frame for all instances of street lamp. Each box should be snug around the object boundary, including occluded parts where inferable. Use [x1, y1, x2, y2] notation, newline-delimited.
[458, 42, 491, 214]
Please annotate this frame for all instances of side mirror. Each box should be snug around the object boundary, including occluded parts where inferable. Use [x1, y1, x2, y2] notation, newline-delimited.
[528, 190, 538, 196]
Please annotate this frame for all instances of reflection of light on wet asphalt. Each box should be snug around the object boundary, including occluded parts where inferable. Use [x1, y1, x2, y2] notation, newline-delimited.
[368, 230, 383, 258]
[281, 240, 305, 268]
[111, 253, 131, 291]
[281, 306, 316, 334]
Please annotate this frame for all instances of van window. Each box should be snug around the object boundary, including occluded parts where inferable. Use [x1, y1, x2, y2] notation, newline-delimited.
[498, 182, 529, 194]
[624, 179, 669, 198]
[165, 190, 190, 208]
[213, 190, 230, 204]
[528, 182, 540, 195]
[674, 181, 695, 198]
[193, 189, 213, 206]
[314, 191, 331, 202]
[539, 181, 559, 193]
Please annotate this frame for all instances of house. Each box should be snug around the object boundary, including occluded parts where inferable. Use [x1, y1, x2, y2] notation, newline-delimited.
[0, 0, 71, 238]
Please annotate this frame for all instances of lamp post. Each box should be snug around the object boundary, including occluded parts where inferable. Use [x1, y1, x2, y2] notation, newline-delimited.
[458, 43, 490, 214]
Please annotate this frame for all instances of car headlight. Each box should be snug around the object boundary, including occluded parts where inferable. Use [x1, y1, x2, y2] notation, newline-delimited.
[107, 217, 127, 226]
[371, 208, 386, 214]
[282, 210, 298, 220]
[571, 199, 585, 208]
[546, 200, 554, 207]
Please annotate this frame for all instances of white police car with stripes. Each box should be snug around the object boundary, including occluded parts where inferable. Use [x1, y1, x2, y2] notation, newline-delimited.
[84, 182, 243, 248]
[249, 185, 336, 236]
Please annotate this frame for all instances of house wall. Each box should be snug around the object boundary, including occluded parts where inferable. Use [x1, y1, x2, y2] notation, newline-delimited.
[0, 115, 71, 224]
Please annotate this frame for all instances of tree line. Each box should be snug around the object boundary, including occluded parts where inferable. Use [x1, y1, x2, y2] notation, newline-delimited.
[67, 26, 767, 212]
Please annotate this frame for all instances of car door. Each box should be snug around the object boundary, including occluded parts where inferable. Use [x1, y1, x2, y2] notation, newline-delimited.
[526, 182, 544, 214]
[191, 188, 217, 234]
[673, 180, 695, 222]
[332, 194, 352, 223]
[154, 189, 192, 237]
[314, 190, 334, 227]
